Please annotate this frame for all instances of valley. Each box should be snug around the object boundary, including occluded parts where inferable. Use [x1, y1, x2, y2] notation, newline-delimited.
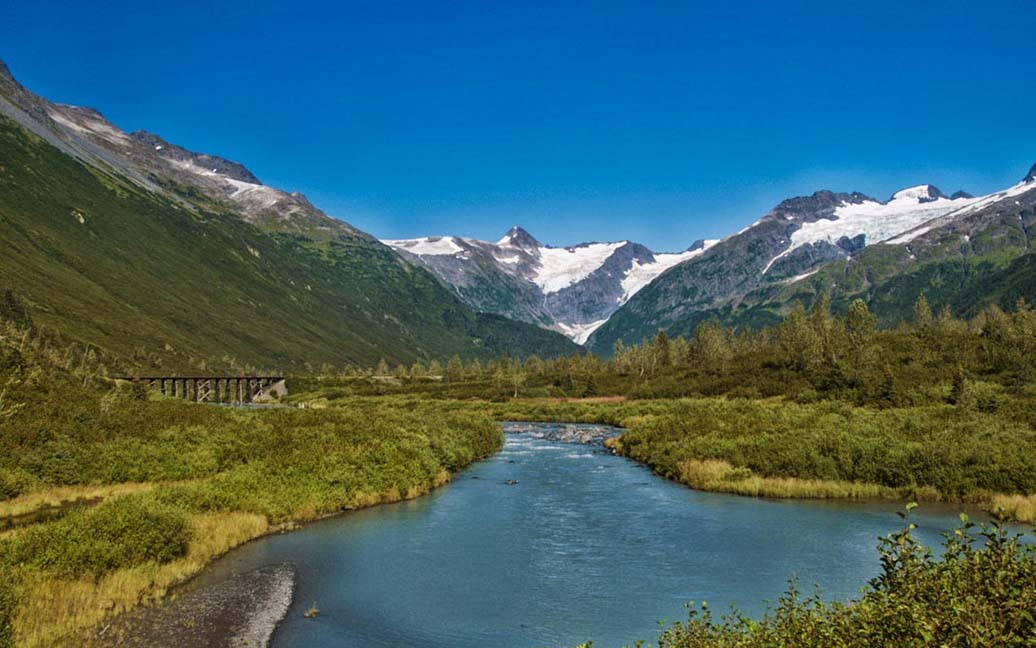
[1, 12, 1035, 647]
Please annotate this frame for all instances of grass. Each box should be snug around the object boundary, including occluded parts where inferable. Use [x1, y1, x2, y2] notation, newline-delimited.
[675, 457, 895, 500]
[0, 113, 576, 374]
[14, 511, 267, 648]
[990, 493, 1036, 525]
[0, 483, 156, 520]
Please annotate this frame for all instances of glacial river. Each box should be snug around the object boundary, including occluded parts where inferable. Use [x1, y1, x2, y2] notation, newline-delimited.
[196, 422, 1017, 647]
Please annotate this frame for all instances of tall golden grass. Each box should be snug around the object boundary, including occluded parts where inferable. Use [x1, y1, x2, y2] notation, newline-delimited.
[675, 459, 896, 500]
[15, 511, 268, 648]
[990, 493, 1036, 525]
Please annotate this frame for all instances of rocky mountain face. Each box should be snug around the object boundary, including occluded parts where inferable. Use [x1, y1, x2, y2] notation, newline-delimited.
[0, 59, 577, 368]
[588, 171, 1036, 352]
[384, 227, 715, 342]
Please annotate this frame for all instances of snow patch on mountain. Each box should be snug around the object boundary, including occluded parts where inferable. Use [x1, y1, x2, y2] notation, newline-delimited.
[224, 177, 283, 210]
[383, 236, 465, 256]
[763, 187, 976, 274]
[620, 240, 718, 301]
[531, 243, 625, 294]
[887, 178, 1036, 244]
[554, 319, 609, 345]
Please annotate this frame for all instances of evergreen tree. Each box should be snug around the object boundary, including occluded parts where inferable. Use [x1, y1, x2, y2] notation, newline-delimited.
[914, 294, 934, 330]
[880, 364, 897, 407]
[375, 358, 390, 376]
[427, 359, 443, 377]
[445, 355, 463, 382]
[776, 302, 820, 371]
[582, 373, 598, 398]
[652, 329, 672, 372]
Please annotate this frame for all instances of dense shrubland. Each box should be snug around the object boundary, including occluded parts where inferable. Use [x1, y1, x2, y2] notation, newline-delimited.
[0, 304, 500, 647]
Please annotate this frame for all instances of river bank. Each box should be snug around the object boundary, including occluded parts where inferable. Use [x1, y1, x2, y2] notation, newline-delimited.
[473, 397, 1036, 525]
[158, 423, 1030, 648]
[1, 398, 502, 648]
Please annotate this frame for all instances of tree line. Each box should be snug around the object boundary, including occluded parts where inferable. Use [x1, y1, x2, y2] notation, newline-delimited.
[323, 295, 1036, 404]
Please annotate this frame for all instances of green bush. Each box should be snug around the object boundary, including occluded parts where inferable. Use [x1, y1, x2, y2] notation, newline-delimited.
[0, 565, 13, 648]
[5, 496, 190, 575]
[0, 469, 29, 501]
[658, 514, 1036, 647]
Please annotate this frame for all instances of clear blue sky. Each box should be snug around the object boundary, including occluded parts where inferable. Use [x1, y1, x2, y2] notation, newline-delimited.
[3, 0, 1034, 251]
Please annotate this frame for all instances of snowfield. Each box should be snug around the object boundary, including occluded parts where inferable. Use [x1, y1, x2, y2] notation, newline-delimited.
[553, 319, 610, 345]
[763, 186, 976, 274]
[888, 178, 1036, 244]
[619, 241, 717, 302]
[382, 230, 709, 342]
[383, 236, 466, 256]
[523, 242, 625, 294]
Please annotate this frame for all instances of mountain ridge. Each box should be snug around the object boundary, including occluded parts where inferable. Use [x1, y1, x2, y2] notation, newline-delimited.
[0, 58, 578, 369]
[383, 229, 716, 342]
[587, 165, 1036, 352]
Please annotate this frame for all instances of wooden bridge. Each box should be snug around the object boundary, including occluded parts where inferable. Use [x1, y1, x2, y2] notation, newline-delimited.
[119, 376, 287, 404]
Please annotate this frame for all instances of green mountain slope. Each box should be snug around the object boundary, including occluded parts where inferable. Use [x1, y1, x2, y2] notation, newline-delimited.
[0, 79, 576, 370]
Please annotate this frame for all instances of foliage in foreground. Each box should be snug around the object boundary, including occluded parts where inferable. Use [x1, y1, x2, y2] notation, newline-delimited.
[657, 510, 1036, 648]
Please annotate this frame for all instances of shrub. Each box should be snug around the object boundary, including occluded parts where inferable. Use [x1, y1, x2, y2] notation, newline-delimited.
[657, 514, 1036, 647]
[5, 495, 190, 575]
[0, 565, 13, 648]
[0, 469, 28, 501]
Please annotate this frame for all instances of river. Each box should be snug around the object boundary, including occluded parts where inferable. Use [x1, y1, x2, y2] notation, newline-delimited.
[193, 422, 1017, 647]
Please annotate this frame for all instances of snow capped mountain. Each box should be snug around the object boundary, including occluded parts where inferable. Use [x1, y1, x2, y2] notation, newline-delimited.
[384, 227, 706, 342]
[588, 166, 1036, 353]
[762, 185, 977, 273]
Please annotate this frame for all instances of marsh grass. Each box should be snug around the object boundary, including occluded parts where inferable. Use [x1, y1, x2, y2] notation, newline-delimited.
[990, 493, 1036, 525]
[14, 511, 267, 648]
[676, 458, 895, 500]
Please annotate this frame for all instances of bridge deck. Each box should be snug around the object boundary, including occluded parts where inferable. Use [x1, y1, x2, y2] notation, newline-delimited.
[118, 376, 287, 404]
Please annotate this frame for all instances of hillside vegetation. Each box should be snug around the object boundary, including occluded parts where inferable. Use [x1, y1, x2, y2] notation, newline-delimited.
[297, 295, 1036, 522]
[0, 313, 501, 647]
[0, 113, 576, 372]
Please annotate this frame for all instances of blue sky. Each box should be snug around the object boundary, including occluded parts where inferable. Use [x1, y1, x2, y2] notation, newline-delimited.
[3, 0, 1034, 250]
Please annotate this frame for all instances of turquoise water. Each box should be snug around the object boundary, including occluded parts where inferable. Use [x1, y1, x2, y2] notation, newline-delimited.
[197, 423, 1020, 647]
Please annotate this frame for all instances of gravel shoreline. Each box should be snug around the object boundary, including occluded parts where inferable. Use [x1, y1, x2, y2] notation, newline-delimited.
[98, 563, 296, 648]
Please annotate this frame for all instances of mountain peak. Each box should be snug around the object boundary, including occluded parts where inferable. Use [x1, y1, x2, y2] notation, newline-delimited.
[498, 226, 541, 248]
[1023, 163, 1036, 184]
[890, 184, 945, 204]
[130, 130, 262, 185]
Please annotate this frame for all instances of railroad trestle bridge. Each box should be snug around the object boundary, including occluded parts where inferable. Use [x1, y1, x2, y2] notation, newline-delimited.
[119, 376, 287, 403]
